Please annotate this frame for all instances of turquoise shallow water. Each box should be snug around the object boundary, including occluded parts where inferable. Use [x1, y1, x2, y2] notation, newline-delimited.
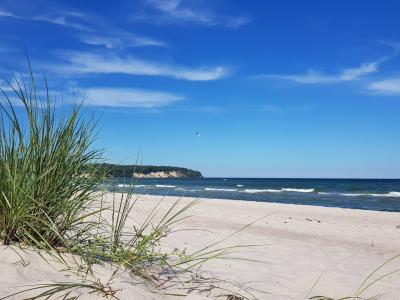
[103, 178, 400, 212]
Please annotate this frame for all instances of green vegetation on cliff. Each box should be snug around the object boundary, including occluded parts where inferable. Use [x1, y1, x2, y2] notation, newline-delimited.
[96, 163, 203, 178]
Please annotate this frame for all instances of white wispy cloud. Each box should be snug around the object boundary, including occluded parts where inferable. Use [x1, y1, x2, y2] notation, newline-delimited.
[0, 6, 166, 48]
[257, 57, 389, 84]
[375, 40, 400, 52]
[368, 78, 400, 95]
[132, 0, 250, 29]
[340, 60, 383, 80]
[71, 10, 167, 48]
[0, 7, 94, 31]
[78, 33, 166, 49]
[84, 87, 184, 107]
[0, 8, 17, 18]
[0, 81, 183, 108]
[32, 15, 93, 32]
[48, 52, 229, 81]
[261, 70, 339, 84]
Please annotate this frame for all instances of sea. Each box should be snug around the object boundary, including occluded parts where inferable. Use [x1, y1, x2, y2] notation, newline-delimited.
[102, 178, 400, 212]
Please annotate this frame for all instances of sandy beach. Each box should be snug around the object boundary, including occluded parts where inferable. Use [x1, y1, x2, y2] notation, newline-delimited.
[1, 193, 400, 299]
[2, 1, 400, 299]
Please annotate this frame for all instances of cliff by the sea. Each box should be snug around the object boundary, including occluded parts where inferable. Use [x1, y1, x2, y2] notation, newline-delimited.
[95, 164, 203, 178]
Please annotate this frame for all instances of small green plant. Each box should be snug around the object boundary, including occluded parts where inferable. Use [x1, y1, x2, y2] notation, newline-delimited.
[69, 188, 260, 297]
[0, 62, 103, 250]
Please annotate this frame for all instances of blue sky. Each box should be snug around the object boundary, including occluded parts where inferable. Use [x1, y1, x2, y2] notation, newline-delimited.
[1, 0, 400, 178]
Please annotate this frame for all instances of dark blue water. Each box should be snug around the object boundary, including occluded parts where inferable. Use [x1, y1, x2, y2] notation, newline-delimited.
[103, 178, 400, 212]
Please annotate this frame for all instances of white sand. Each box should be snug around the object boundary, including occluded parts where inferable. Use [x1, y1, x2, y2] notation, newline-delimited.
[1, 193, 400, 299]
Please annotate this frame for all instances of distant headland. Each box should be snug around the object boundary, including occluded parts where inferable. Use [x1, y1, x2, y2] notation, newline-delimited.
[96, 163, 203, 178]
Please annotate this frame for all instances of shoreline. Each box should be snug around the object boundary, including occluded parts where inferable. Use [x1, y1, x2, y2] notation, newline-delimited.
[134, 191, 400, 213]
[109, 177, 400, 212]
[2, 192, 400, 299]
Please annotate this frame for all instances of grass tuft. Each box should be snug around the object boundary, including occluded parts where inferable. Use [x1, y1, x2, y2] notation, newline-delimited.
[0, 61, 260, 299]
[0, 61, 103, 251]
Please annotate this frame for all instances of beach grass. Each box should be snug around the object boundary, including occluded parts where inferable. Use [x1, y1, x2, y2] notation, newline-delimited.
[0, 64, 103, 249]
[0, 63, 258, 299]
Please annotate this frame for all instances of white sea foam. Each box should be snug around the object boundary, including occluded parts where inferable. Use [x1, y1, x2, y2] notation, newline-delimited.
[175, 187, 199, 192]
[155, 184, 176, 188]
[117, 184, 131, 188]
[243, 188, 315, 194]
[205, 188, 237, 192]
[369, 191, 400, 197]
[282, 188, 315, 193]
[175, 188, 200, 192]
[117, 184, 147, 188]
[340, 191, 400, 197]
[318, 192, 333, 195]
[243, 189, 282, 193]
[388, 192, 400, 197]
[340, 193, 364, 197]
[236, 184, 244, 187]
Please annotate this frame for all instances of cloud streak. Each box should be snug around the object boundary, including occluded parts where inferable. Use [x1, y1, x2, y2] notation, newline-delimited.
[0, 6, 165, 48]
[368, 78, 400, 95]
[1, 81, 183, 108]
[257, 57, 389, 84]
[47, 52, 229, 81]
[84, 87, 184, 107]
[0, 8, 17, 18]
[77, 33, 166, 49]
[32, 14, 94, 32]
[132, 0, 250, 29]
[0, 7, 94, 31]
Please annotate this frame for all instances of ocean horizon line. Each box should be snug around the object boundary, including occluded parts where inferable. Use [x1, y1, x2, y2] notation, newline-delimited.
[187, 176, 400, 180]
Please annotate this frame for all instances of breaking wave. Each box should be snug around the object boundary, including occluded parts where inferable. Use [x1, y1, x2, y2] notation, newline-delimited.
[282, 188, 315, 193]
[340, 191, 400, 197]
[117, 184, 147, 188]
[117, 184, 129, 188]
[243, 189, 282, 193]
[205, 188, 237, 192]
[243, 188, 314, 193]
[318, 191, 400, 198]
[155, 184, 176, 188]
